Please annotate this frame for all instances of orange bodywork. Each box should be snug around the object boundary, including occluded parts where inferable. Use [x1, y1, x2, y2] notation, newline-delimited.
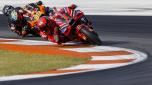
[38, 5, 45, 14]
[27, 10, 43, 28]
[28, 20, 37, 28]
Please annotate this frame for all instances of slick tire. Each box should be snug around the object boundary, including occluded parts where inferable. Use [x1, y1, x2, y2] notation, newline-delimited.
[80, 28, 102, 46]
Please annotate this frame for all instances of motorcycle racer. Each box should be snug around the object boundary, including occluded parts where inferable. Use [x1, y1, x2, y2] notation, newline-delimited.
[7, 6, 39, 37]
[49, 6, 75, 37]
[8, 7, 31, 37]
[15, 1, 46, 37]
[36, 5, 80, 45]
[50, 4, 101, 45]
[61, 4, 92, 27]
[24, 1, 45, 16]
[36, 4, 85, 44]
[49, 4, 90, 37]
[24, 1, 46, 30]
[3, 1, 52, 37]
[37, 16, 65, 44]
[3, 2, 101, 45]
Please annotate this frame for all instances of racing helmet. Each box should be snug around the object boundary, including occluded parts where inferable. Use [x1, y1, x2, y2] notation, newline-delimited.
[45, 7, 54, 16]
[29, 3, 35, 6]
[9, 7, 24, 23]
[26, 3, 37, 11]
[10, 10, 18, 22]
[26, 5, 34, 11]
[37, 1, 43, 5]
[68, 4, 77, 9]
[30, 3, 39, 9]
[3, 5, 14, 16]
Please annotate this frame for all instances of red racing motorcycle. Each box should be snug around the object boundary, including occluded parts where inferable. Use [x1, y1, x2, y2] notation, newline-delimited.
[38, 5, 102, 45]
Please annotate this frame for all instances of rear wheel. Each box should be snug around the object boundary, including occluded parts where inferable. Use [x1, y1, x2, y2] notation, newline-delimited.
[80, 27, 102, 45]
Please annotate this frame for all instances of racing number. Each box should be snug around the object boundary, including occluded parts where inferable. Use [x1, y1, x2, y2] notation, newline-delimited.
[34, 11, 42, 20]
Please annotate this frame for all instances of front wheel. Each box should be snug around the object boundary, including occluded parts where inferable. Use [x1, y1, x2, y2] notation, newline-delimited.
[79, 26, 102, 45]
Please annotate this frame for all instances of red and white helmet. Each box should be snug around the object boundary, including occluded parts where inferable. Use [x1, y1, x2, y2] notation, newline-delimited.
[68, 4, 77, 9]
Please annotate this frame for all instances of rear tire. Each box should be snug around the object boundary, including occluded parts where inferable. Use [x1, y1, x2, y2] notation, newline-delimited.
[80, 27, 102, 45]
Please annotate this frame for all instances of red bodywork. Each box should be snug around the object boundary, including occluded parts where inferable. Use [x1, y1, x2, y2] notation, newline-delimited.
[38, 7, 94, 44]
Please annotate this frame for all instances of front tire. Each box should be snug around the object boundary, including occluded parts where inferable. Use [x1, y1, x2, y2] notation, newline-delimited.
[80, 27, 102, 45]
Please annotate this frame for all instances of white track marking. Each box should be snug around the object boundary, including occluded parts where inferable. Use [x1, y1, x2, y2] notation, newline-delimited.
[0, 38, 17, 40]
[0, 38, 82, 45]
[59, 46, 147, 71]
[0, 38, 148, 81]
[0, 38, 54, 45]
[60, 48, 147, 70]
[60, 63, 134, 70]
[91, 54, 137, 60]
[62, 46, 122, 52]
[3, 40, 54, 45]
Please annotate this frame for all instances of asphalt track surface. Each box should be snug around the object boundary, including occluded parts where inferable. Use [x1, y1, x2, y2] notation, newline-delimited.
[0, 15, 152, 85]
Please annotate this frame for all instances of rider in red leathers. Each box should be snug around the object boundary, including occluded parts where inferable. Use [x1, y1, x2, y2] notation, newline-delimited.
[50, 4, 92, 35]
[37, 4, 92, 45]
[37, 16, 64, 44]
[36, 5, 78, 44]
[48, 4, 78, 38]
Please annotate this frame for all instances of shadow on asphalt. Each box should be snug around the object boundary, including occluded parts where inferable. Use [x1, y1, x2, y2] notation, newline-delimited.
[102, 40, 129, 46]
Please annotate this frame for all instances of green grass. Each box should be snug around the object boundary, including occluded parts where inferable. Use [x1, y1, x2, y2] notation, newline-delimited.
[0, 49, 89, 76]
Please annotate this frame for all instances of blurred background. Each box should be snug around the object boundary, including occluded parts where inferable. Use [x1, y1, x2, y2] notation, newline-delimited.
[0, 0, 152, 15]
